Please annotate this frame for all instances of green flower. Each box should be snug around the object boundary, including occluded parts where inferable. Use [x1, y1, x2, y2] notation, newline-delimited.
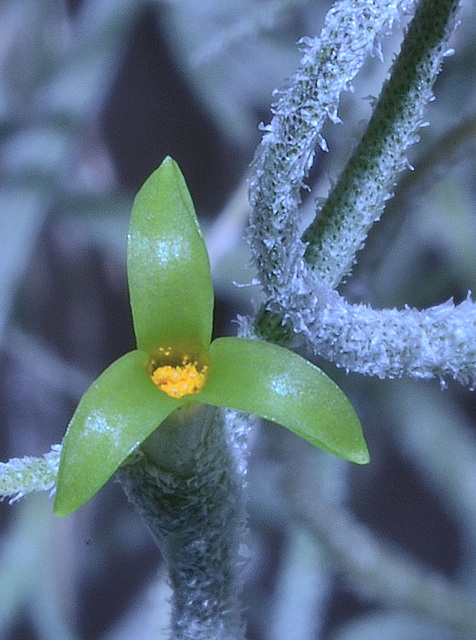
[54, 157, 369, 516]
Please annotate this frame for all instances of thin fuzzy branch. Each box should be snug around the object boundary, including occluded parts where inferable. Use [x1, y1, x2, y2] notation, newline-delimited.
[0, 445, 61, 502]
[249, 0, 473, 388]
[303, 0, 461, 287]
[248, 0, 414, 301]
[296, 288, 476, 387]
[352, 112, 476, 290]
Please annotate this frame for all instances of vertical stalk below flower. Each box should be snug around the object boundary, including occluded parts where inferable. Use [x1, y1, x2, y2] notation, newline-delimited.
[117, 405, 247, 640]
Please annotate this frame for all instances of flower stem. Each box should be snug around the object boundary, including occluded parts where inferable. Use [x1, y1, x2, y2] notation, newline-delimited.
[117, 405, 246, 640]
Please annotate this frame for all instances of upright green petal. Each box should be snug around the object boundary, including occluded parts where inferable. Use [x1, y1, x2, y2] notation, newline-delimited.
[201, 338, 370, 464]
[127, 157, 214, 356]
[55, 351, 178, 516]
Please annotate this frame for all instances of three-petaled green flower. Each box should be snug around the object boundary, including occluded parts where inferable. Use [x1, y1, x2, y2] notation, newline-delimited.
[54, 157, 369, 516]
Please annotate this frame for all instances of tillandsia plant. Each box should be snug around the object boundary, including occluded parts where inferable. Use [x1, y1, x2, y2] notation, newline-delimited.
[55, 156, 369, 516]
[1, 0, 476, 637]
[48, 157, 367, 640]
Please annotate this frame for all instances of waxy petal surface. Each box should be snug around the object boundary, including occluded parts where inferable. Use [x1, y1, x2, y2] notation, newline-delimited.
[127, 157, 214, 356]
[200, 338, 370, 464]
[55, 351, 178, 516]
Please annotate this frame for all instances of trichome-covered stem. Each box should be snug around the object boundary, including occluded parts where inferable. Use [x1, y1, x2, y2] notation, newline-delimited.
[118, 405, 246, 640]
[303, 0, 460, 286]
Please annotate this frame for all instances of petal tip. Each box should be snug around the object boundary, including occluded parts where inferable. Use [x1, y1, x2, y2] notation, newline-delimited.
[53, 490, 77, 517]
[53, 503, 69, 518]
[158, 155, 179, 178]
[350, 447, 371, 465]
[159, 155, 174, 170]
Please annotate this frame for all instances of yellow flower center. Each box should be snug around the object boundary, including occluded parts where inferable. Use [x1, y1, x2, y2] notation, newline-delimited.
[151, 354, 208, 399]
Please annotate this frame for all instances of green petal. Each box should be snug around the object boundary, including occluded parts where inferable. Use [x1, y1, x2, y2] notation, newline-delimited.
[54, 350, 178, 516]
[127, 157, 214, 356]
[200, 337, 370, 464]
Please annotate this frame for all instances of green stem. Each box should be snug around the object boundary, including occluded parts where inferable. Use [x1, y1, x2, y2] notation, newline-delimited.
[248, 0, 410, 300]
[303, 0, 460, 287]
[117, 405, 246, 640]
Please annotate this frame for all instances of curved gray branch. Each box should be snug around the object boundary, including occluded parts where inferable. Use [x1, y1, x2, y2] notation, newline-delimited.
[286, 286, 476, 387]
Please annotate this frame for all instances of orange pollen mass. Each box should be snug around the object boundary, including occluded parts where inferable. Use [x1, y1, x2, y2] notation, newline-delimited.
[151, 356, 208, 399]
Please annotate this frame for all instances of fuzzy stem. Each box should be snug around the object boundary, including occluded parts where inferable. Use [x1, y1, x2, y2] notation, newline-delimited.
[303, 0, 460, 286]
[117, 405, 246, 640]
[0, 446, 61, 502]
[248, 0, 413, 302]
[292, 287, 476, 386]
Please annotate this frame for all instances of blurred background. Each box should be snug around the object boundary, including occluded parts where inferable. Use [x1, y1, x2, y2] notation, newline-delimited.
[1, 0, 476, 638]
